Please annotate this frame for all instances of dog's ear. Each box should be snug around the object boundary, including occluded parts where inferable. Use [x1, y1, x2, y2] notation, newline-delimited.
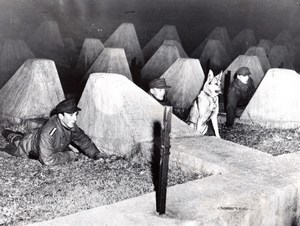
[216, 71, 223, 81]
[207, 70, 214, 82]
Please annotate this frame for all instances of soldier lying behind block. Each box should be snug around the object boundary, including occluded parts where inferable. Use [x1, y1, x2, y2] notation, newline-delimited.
[0, 99, 109, 166]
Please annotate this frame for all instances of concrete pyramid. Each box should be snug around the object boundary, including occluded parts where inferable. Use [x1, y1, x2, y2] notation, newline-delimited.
[161, 58, 205, 114]
[191, 26, 234, 59]
[268, 45, 294, 69]
[0, 9, 22, 38]
[142, 25, 181, 63]
[62, 37, 78, 70]
[292, 36, 300, 70]
[77, 73, 199, 156]
[28, 20, 71, 70]
[273, 31, 295, 63]
[75, 38, 104, 78]
[162, 40, 188, 58]
[63, 37, 76, 52]
[28, 20, 64, 56]
[0, 59, 65, 122]
[223, 55, 265, 89]
[83, 48, 132, 83]
[240, 69, 300, 129]
[258, 39, 273, 55]
[200, 39, 231, 74]
[232, 29, 257, 57]
[57, 0, 69, 14]
[141, 44, 181, 83]
[274, 30, 293, 45]
[293, 36, 300, 49]
[245, 46, 271, 73]
[0, 39, 34, 88]
[104, 23, 144, 67]
[72, 0, 89, 23]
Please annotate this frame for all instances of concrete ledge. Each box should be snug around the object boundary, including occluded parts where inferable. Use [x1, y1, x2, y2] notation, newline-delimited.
[28, 174, 300, 226]
[28, 136, 300, 226]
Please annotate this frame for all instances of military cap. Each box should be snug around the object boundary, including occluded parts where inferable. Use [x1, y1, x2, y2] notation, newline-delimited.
[55, 99, 81, 114]
[149, 78, 171, 89]
[236, 67, 251, 76]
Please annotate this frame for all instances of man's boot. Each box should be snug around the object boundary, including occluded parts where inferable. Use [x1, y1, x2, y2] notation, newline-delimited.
[0, 129, 24, 157]
[0, 143, 23, 157]
[1, 129, 24, 144]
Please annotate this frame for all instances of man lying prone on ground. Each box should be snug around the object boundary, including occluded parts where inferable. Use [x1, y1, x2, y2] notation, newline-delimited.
[0, 99, 110, 166]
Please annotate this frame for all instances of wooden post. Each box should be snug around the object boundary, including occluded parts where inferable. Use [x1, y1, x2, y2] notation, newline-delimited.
[156, 106, 172, 214]
[224, 70, 231, 112]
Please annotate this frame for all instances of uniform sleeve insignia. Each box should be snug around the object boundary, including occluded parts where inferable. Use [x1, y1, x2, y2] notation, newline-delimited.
[49, 128, 57, 136]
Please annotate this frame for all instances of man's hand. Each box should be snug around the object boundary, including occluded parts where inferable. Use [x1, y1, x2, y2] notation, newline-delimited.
[73, 152, 80, 161]
[93, 152, 108, 161]
[93, 152, 124, 163]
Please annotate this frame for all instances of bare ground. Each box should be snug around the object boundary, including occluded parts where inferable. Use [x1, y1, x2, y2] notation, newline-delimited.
[0, 120, 205, 226]
[1, 119, 300, 226]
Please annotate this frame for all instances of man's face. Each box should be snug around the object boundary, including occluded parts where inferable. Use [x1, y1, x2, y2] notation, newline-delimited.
[59, 112, 79, 129]
[237, 75, 249, 84]
[150, 88, 166, 100]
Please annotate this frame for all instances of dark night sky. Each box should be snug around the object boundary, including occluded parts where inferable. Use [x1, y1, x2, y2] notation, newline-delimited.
[0, 0, 299, 54]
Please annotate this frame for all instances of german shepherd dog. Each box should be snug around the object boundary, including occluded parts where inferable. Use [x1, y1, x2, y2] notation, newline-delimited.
[187, 70, 222, 138]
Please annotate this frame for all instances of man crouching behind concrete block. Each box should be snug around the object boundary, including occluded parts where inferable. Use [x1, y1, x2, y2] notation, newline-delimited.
[0, 99, 108, 166]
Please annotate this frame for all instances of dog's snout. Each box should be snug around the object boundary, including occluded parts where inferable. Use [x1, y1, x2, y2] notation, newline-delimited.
[215, 89, 221, 94]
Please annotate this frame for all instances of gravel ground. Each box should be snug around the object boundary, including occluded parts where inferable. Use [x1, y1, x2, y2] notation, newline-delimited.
[219, 121, 300, 156]
[0, 120, 206, 226]
[0, 152, 205, 226]
[1, 119, 300, 225]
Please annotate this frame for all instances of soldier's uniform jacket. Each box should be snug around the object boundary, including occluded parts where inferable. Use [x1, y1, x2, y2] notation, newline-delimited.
[226, 77, 256, 126]
[17, 115, 100, 166]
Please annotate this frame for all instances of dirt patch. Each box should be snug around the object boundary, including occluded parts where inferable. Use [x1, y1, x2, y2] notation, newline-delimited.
[0, 119, 207, 226]
[219, 122, 300, 156]
[1, 118, 300, 225]
[0, 153, 208, 226]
